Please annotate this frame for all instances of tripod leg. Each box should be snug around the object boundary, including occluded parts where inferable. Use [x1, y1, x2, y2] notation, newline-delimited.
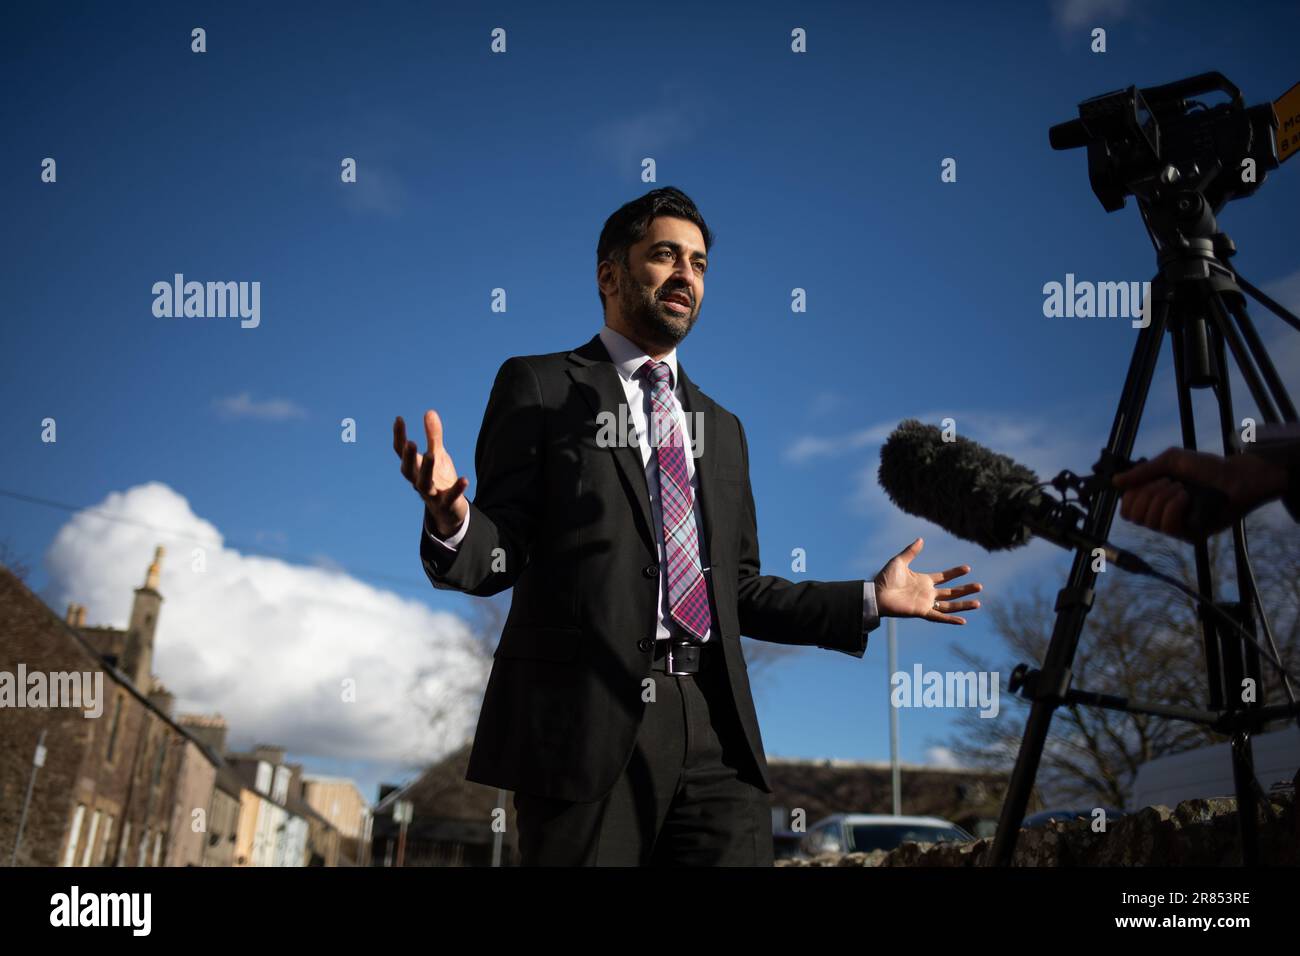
[1230, 732, 1259, 865]
[1205, 305, 1282, 866]
[1210, 294, 1285, 423]
[987, 297, 1171, 866]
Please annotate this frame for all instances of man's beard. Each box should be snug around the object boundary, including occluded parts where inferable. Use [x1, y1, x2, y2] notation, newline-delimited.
[619, 269, 698, 349]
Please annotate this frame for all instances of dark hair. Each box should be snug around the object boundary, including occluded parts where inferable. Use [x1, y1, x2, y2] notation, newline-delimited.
[596, 186, 714, 311]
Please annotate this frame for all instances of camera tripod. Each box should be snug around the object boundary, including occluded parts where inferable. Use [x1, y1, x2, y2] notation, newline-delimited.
[988, 75, 1300, 866]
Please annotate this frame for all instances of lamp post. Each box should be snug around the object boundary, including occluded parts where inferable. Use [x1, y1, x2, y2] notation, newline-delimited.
[10, 729, 47, 866]
[393, 799, 412, 867]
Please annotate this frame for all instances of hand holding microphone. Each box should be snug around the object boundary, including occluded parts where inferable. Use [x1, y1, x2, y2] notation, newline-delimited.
[1112, 447, 1291, 542]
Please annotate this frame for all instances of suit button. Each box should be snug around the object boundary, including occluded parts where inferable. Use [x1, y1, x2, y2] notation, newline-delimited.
[637, 638, 655, 652]
[643, 563, 659, 578]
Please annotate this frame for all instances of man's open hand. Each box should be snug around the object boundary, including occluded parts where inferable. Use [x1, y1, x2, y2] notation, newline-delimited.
[393, 411, 469, 537]
[873, 537, 982, 625]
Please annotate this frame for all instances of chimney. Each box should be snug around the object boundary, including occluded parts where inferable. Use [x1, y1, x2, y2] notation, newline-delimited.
[64, 603, 87, 627]
[76, 605, 86, 626]
[148, 682, 175, 719]
[65, 603, 78, 624]
[252, 744, 286, 765]
[122, 546, 165, 691]
[178, 714, 229, 756]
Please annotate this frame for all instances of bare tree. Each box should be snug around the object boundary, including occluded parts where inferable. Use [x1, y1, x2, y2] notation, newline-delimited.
[407, 591, 508, 759]
[0, 538, 33, 583]
[942, 514, 1299, 808]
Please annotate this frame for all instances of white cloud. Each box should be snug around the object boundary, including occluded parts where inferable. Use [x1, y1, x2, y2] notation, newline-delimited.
[584, 84, 721, 170]
[1051, 0, 1133, 31]
[785, 422, 894, 464]
[44, 482, 485, 768]
[213, 391, 308, 422]
[925, 745, 962, 769]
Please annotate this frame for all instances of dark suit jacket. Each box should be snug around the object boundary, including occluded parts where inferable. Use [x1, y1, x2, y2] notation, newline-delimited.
[421, 332, 868, 802]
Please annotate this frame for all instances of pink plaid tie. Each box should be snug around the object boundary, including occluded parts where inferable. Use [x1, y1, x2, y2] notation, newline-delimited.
[637, 359, 711, 642]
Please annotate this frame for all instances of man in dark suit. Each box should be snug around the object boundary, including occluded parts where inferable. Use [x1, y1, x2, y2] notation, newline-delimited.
[393, 187, 983, 866]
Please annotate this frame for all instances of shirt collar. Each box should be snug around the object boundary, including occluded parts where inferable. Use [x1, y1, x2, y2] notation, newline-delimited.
[599, 324, 680, 389]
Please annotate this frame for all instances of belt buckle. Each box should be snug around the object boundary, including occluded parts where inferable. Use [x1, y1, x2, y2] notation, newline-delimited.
[666, 640, 699, 676]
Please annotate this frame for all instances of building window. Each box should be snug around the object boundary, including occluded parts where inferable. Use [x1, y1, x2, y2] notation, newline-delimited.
[272, 765, 289, 804]
[61, 805, 86, 867]
[119, 822, 131, 867]
[151, 737, 166, 788]
[254, 760, 272, 795]
[105, 695, 124, 762]
[99, 816, 116, 865]
[137, 730, 154, 786]
[152, 831, 163, 867]
[137, 828, 149, 868]
[80, 811, 102, 867]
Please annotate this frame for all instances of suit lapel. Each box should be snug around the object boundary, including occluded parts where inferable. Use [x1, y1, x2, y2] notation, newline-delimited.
[568, 336, 656, 551]
[566, 334, 721, 564]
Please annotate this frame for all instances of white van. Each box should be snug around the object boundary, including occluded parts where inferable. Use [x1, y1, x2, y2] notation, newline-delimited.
[1130, 726, 1300, 809]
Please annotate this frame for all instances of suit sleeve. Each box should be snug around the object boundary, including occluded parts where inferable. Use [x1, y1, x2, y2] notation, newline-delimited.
[420, 357, 544, 596]
[734, 416, 876, 657]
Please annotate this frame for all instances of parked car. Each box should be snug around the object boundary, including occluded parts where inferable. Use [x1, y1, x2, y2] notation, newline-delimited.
[1021, 807, 1128, 829]
[801, 814, 974, 856]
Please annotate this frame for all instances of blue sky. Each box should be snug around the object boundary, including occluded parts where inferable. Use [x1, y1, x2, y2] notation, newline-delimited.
[3, 0, 1298, 806]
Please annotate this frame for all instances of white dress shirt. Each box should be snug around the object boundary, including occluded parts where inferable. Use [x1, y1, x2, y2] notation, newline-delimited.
[425, 324, 878, 643]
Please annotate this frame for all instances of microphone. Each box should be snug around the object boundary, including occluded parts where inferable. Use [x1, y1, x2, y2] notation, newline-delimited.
[878, 421, 1299, 685]
[877, 420, 1229, 566]
[877, 420, 1040, 552]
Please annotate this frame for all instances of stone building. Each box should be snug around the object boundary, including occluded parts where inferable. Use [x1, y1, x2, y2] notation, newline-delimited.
[226, 744, 326, 866]
[176, 713, 243, 867]
[0, 552, 226, 867]
[2, 551, 388, 869]
[302, 774, 373, 865]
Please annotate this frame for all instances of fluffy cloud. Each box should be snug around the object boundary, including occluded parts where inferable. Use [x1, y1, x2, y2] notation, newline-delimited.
[44, 482, 486, 770]
[1051, 0, 1133, 31]
[925, 746, 962, 769]
[212, 392, 308, 422]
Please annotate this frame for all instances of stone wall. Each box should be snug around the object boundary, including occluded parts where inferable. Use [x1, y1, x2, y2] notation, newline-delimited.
[779, 778, 1298, 866]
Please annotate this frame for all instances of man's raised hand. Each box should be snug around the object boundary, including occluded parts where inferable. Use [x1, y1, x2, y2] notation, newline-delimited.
[393, 411, 469, 537]
[873, 537, 983, 625]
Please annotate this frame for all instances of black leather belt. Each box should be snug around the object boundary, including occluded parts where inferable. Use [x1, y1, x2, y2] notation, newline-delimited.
[651, 638, 716, 676]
